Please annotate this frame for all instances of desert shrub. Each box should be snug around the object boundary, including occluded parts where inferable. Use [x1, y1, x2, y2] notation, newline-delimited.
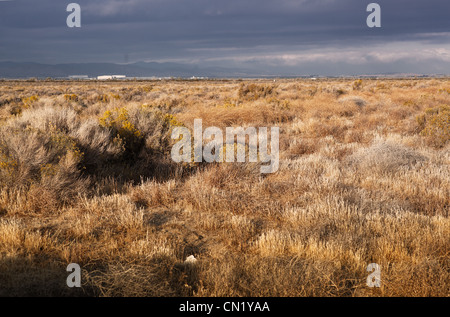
[334, 88, 347, 97]
[95, 105, 191, 184]
[5, 105, 123, 167]
[0, 105, 135, 207]
[0, 102, 185, 202]
[222, 98, 240, 108]
[308, 120, 349, 141]
[85, 261, 177, 297]
[97, 94, 111, 103]
[22, 95, 39, 108]
[129, 105, 186, 153]
[10, 106, 79, 133]
[0, 126, 87, 207]
[376, 82, 390, 91]
[70, 119, 125, 170]
[64, 94, 79, 102]
[346, 138, 427, 174]
[0, 102, 186, 207]
[0, 97, 21, 108]
[5, 95, 39, 115]
[339, 96, 367, 108]
[416, 105, 449, 148]
[98, 105, 184, 158]
[352, 79, 363, 91]
[122, 89, 145, 102]
[99, 107, 143, 157]
[238, 83, 276, 101]
[288, 139, 318, 158]
[402, 100, 416, 107]
[265, 97, 291, 110]
[87, 93, 121, 104]
[139, 85, 153, 93]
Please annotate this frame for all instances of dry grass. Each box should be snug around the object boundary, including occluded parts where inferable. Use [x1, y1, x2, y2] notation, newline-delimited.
[0, 78, 448, 297]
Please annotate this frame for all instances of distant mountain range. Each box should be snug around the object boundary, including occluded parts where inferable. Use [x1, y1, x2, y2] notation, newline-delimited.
[0, 61, 272, 79]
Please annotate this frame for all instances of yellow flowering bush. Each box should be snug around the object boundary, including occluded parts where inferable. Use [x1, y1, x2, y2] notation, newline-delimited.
[64, 94, 79, 102]
[22, 95, 39, 108]
[99, 107, 143, 156]
[352, 79, 363, 90]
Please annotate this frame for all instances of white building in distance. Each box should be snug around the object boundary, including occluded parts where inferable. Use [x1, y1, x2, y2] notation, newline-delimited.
[97, 75, 126, 80]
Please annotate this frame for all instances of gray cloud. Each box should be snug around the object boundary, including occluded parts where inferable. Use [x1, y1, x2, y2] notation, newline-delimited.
[0, 0, 449, 74]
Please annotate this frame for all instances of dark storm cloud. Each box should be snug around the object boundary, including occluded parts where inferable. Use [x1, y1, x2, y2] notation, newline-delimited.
[1, 0, 450, 74]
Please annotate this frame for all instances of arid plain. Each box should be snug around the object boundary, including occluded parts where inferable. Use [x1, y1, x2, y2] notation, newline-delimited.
[0, 78, 448, 296]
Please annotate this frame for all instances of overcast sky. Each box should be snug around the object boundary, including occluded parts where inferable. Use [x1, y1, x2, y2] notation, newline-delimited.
[1, 0, 450, 75]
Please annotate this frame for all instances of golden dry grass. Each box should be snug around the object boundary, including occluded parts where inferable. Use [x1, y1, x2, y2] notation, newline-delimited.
[0, 78, 448, 297]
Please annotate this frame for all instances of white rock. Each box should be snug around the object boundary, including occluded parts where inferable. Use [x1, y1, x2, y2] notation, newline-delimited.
[184, 255, 197, 264]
